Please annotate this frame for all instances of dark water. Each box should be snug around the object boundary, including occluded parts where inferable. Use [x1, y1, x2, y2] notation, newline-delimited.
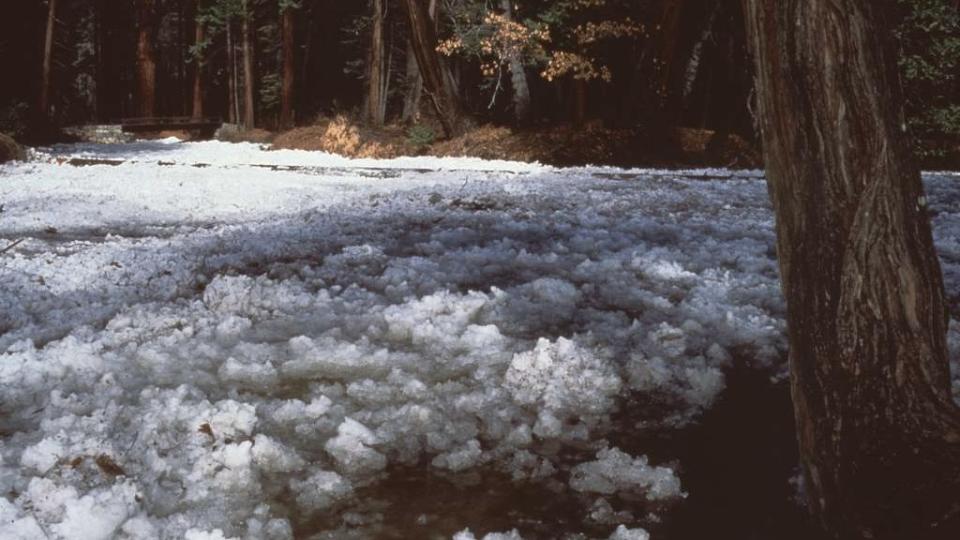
[300, 370, 826, 539]
[643, 371, 827, 540]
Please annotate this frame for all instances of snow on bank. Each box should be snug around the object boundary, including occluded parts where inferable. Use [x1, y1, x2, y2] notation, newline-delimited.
[32, 138, 549, 173]
[0, 140, 957, 539]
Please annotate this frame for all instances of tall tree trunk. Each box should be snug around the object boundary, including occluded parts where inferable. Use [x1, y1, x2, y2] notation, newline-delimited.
[402, 0, 467, 138]
[500, 0, 531, 125]
[401, 0, 436, 123]
[743, 1, 960, 538]
[401, 40, 423, 123]
[94, 0, 107, 121]
[226, 21, 237, 124]
[241, 1, 255, 130]
[629, 0, 685, 128]
[135, 0, 158, 118]
[300, 10, 313, 113]
[279, 4, 295, 129]
[365, 0, 388, 127]
[178, 0, 187, 114]
[39, 0, 57, 118]
[191, 2, 205, 120]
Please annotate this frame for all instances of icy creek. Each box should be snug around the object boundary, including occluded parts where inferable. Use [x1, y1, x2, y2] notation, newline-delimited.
[0, 140, 957, 539]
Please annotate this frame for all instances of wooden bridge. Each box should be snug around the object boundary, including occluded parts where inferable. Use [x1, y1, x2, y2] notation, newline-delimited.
[121, 117, 222, 136]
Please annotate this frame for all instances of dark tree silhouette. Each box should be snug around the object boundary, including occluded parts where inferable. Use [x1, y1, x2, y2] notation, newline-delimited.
[364, 0, 388, 127]
[39, 0, 57, 117]
[135, 0, 158, 117]
[279, 2, 295, 129]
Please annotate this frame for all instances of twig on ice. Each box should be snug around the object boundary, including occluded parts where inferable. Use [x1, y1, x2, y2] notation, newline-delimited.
[0, 239, 24, 254]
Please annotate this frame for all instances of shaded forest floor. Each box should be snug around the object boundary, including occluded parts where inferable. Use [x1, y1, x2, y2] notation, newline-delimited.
[231, 116, 765, 170]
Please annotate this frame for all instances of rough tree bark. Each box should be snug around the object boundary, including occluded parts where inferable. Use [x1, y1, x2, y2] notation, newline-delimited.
[279, 3, 296, 129]
[743, 1, 960, 538]
[402, 0, 467, 138]
[500, 0, 531, 125]
[364, 0, 388, 127]
[39, 0, 57, 117]
[135, 0, 158, 117]
[241, 0, 255, 130]
[191, 0, 205, 120]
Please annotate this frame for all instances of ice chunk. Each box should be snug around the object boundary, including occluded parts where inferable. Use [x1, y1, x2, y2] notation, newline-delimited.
[206, 400, 258, 440]
[251, 435, 305, 474]
[453, 529, 525, 540]
[608, 524, 650, 540]
[50, 482, 140, 540]
[0, 499, 46, 540]
[218, 356, 279, 389]
[505, 338, 621, 422]
[292, 471, 353, 511]
[570, 448, 683, 501]
[324, 418, 387, 476]
[431, 439, 483, 471]
[118, 515, 159, 539]
[20, 436, 66, 474]
[184, 530, 238, 540]
[585, 497, 634, 526]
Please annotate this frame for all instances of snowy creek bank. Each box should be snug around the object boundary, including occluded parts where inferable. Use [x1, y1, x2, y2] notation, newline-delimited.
[0, 140, 958, 539]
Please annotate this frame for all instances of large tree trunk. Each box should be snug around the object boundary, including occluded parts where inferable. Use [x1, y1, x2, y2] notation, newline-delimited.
[402, 0, 467, 138]
[500, 0, 531, 125]
[39, 0, 57, 117]
[743, 1, 960, 538]
[135, 0, 158, 118]
[401, 0, 436, 124]
[279, 5, 295, 129]
[177, 0, 188, 114]
[94, 0, 106, 121]
[241, 1, 255, 130]
[401, 40, 423, 123]
[226, 22, 237, 124]
[191, 1, 205, 120]
[364, 0, 388, 127]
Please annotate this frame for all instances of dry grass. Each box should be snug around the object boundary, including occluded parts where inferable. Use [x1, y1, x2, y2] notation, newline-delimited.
[271, 116, 763, 168]
[430, 126, 532, 161]
[430, 122, 643, 167]
[272, 115, 413, 158]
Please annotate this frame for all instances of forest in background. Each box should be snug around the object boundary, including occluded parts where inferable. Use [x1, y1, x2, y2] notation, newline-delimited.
[2, 0, 959, 167]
